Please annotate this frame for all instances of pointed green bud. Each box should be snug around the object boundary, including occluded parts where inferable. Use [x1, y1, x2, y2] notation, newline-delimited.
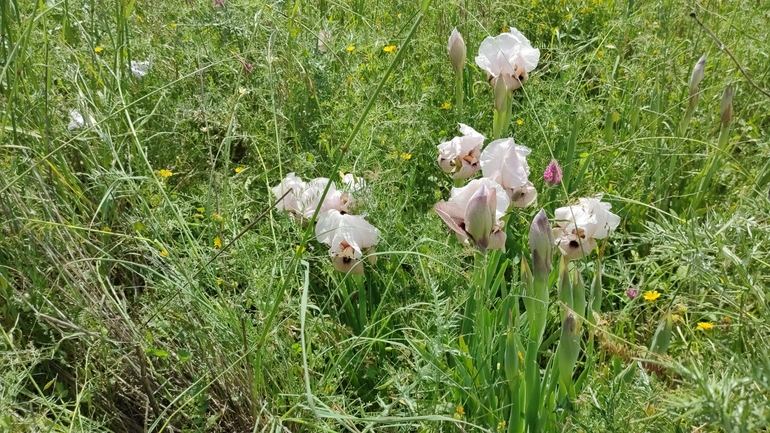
[557, 255, 572, 313]
[588, 261, 602, 322]
[464, 184, 495, 253]
[572, 267, 586, 319]
[504, 314, 520, 390]
[720, 84, 733, 127]
[494, 71, 508, 113]
[650, 312, 673, 355]
[528, 209, 554, 281]
[557, 310, 581, 392]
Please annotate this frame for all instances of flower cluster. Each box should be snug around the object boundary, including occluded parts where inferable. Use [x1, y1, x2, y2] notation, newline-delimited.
[272, 173, 380, 274]
[434, 28, 620, 260]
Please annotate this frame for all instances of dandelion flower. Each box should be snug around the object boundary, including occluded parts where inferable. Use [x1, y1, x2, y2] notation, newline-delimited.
[400, 152, 412, 160]
[516, 119, 524, 125]
[160, 249, 169, 257]
[235, 167, 245, 173]
[383, 45, 397, 53]
[158, 169, 173, 178]
[347, 45, 355, 52]
[441, 102, 451, 110]
[643, 290, 661, 302]
[214, 237, 222, 248]
[697, 322, 713, 331]
[94, 46, 104, 53]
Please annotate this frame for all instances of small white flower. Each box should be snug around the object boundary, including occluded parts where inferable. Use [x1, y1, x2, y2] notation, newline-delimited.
[480, 138, 536, 207]
[317, 30, 331, 53]
[475, 28, 540, 90]
[437, 124, 485, 179]
[68, 109, 85, 130]
[316, 209, 380, 274]
[434, 178, 508, 252]
[130, 60, 150, 78]
[553, 195, 620, 260]
[272, 174, 352, 222]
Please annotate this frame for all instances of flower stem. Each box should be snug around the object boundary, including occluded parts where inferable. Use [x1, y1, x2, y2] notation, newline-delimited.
[454, 71, 464, 120]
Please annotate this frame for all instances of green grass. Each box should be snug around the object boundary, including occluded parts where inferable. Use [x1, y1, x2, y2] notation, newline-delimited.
[2, 0, 770, 431]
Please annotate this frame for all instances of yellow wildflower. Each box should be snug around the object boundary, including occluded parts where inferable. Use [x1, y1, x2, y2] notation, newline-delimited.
[383, 45, 397, 53]
[441, 102, 451, 109]
[94, 46, 104, 53]
[722, 316, 731, 324]
[235, 167, 245, 173]
[346, 45, 355, 52]
[239, 88, 246, 95]
[217, 278, 223, 285]
[170, 23, 177, 28]
[214, 237, 222, 248]
[158, 169, 173, 178]
[160, 249, 168, 257]
[516, 119, 524, 125]
[397, 13, 402, 18]
[400, 152, 412, 160]
[497, 421, 506, 430]
[295, 245, 306, 253]
[102, 226, 111, 232]
[696, 322, 713, 331]
[456, 405, 464, 416]
[643, 290, 661, 302]
[212, 212, 223, 222]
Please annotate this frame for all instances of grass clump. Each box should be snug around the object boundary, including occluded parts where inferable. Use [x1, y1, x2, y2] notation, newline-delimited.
[1, 0, 770, 431]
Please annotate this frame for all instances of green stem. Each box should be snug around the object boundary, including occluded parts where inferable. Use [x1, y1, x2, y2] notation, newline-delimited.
[454, 71, 464, 120]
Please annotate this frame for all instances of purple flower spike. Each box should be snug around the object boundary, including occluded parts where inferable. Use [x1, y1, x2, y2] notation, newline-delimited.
[627, 288, 638, 299]
[543, 159, 562, 186]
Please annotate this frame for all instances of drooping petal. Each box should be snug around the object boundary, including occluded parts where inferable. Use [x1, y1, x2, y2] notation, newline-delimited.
[517, 46, 541, 72]
[272, 173, 305, 214]
[510, 181, 538, 208]
[434, 201, 469, 245]
[555, 232, 597, 261]
[449, 178, 509, 219]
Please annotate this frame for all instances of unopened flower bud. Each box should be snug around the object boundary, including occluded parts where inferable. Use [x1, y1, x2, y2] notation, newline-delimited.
[448, 28, 466, 74]
[543, 159, 563, 186]
[720, 84, 733, 127]
[465, 184, 495, 253]
[529, 209, 553, 280]
[688, 54, 706, 96]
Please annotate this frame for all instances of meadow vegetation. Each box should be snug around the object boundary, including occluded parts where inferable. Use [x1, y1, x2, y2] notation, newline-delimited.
[1, 0, 770, 431]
